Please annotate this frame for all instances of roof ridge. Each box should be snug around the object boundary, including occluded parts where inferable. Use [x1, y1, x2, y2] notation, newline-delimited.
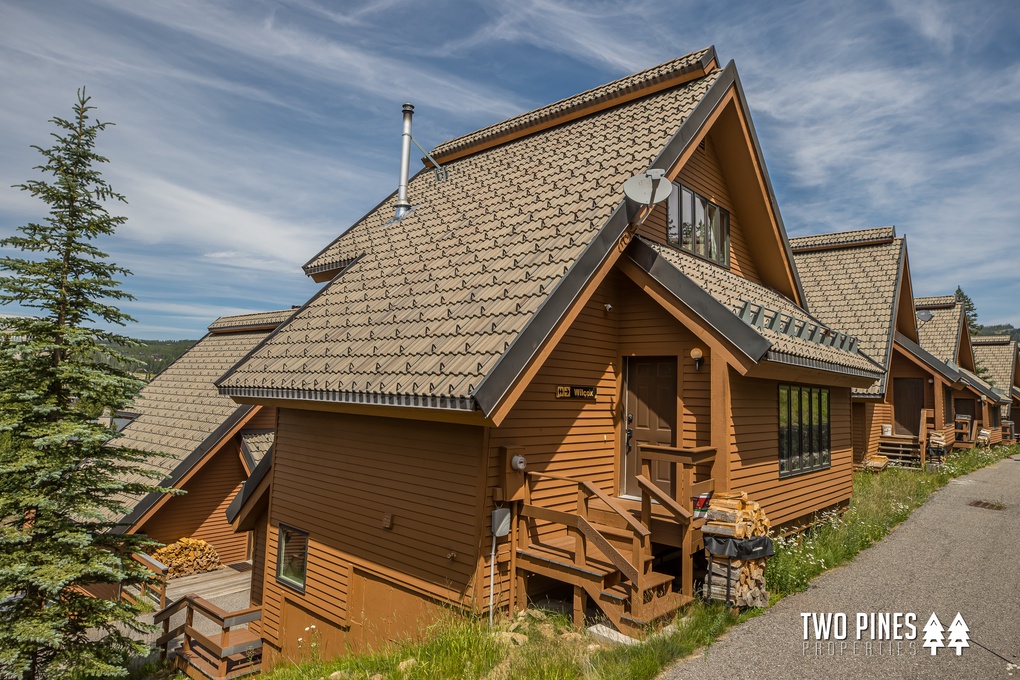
[208, 308, 296, 333]
[914, 295, 957, 308]
[429, 47, 717, 163]
[788, 226, 897, 252]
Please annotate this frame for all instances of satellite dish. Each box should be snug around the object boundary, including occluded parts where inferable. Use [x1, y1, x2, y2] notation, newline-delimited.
[623, 168, 671, 207]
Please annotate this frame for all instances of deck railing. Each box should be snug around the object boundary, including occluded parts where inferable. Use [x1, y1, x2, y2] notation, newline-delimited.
[153, 594, 262, 679]
[120, 552, 168, 610]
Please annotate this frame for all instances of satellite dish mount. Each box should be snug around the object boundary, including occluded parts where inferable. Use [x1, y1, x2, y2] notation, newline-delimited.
[623, 168, 671, 227]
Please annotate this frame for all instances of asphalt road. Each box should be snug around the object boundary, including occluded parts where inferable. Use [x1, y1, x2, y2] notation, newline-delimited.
[662, 453, 1020, 680]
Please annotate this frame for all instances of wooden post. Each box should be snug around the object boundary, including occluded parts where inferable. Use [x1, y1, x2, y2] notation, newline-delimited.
[709, 353, 731, 491]
[640, 449, 652, 529]
[573, 585, 586, 629]
[575, 486, 587, 569]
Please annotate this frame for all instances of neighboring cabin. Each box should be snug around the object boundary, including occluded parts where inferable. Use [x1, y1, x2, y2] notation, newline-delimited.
[109, 309, 292, 564]
[790, 227, 965, 466]
[972, 335, 1020, 440]
[217, 47, 882, 666]
[913, 296, 1008, 447]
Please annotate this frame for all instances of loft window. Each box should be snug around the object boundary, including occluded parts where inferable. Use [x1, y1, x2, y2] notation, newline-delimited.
[778, 385, 831, 477]
[276, 524, 309, 593]
[666, 182, 730, 267]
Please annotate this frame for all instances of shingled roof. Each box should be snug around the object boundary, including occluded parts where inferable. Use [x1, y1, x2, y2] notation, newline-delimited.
[111, 309, 293, 528]
[789, 227, 907, 396]
[632, 238, 882, 377]
[972, 335, 1019, 393]
[218, 48, 877, 416]
[219, 50, 725, 411]
[915, 296, 967, 366]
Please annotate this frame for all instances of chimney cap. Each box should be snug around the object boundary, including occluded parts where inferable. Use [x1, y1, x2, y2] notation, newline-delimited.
[402, 103, 415, 113]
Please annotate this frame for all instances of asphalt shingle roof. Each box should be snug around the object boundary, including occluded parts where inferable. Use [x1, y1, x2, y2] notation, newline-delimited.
[789, 228, 904, 396]
[219, 52, 722, 407]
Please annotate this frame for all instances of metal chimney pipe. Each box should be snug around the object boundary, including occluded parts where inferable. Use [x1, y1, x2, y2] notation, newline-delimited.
[395, 103, 414, 220]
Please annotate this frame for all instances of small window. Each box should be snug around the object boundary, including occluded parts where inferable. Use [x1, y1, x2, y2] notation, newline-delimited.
[990, 405, 1001, 428]
[276, 525, 308, 593]
[665, 182, 729, 267]
[778, 384, 831, 477]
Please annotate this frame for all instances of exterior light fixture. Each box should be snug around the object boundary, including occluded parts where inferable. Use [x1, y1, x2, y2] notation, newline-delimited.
[691, 347, 704, 371]
[928, 378, 935, 385]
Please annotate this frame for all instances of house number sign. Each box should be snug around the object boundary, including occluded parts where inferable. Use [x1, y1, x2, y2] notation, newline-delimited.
[556, 385, 597, 399]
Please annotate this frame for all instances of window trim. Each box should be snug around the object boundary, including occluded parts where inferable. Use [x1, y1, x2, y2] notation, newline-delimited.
[275, 524, 309, 594]
[666, 181, 730, 267]
[778, 384, 831, 478]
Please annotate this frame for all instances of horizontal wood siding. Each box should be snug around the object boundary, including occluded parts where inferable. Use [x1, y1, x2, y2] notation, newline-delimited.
[244, 406, 277, 431]
[260, 409, 485, 648]
[729, 375, 853, 526]
[249, 514, 267, 636]
[635, 137, 761, 284]
[138, 446, 248, 564]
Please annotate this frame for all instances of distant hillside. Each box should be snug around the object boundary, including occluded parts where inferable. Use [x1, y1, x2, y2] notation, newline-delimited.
[100, 338, 198, 379]
[975, 324, 1020, 342]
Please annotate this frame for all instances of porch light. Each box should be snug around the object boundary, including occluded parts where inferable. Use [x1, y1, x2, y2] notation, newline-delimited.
[691, 347, 704, 371]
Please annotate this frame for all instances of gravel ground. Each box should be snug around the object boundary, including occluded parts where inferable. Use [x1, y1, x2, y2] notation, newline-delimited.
[662, 453, 1020, 680]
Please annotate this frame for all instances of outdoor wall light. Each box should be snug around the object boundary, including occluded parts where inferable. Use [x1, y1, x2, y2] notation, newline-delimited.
[691, 347, 704, 371]
[928, 378, 935, 384]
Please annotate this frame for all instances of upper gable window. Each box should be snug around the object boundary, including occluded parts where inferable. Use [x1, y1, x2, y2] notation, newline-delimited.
[666, 182, 730, 267]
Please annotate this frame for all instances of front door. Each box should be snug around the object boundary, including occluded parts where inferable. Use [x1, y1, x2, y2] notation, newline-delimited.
[623, 357, 677, 497]
[893, 378, 924, 436]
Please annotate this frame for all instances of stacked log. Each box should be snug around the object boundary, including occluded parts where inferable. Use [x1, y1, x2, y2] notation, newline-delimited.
[701, 492, 770, 608]
[151, 538, 223, 579]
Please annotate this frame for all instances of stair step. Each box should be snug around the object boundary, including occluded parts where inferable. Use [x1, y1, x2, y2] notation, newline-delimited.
[517, 546, 613, 582]
[621, 591, 693, 628]
[600, 570, 675, 603]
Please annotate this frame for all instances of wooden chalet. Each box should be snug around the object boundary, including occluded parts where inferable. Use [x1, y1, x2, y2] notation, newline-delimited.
[913, 296, 1008, 447]
[790, 227, 960, 467]
[212, 47, 883, 669]
[972, 335, 1020, 441]
[110, 310, 291, 566]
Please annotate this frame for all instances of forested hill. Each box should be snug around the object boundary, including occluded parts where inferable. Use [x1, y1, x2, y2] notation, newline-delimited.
[102, 338, 198, 378]
[977, 324, 1020, 342]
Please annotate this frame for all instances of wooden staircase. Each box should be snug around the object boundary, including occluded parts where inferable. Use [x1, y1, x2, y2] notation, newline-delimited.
[878, 436, 921, 468]
[516, 446, 714, 637]
[153, 594, 262, 680]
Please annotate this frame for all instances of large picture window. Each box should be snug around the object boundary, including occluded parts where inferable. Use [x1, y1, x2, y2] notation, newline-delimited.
[276, 524, 309, 593]
[778, 385, 830, 477]
[666, 182, 730, 267]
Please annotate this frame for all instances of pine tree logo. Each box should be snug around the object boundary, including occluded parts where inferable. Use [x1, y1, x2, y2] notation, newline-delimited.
[922, 612, 945, 655]
[947, 613, 970, 656]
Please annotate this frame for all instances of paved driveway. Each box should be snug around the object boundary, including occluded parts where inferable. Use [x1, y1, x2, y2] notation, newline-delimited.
[662, 453, 1020, 680]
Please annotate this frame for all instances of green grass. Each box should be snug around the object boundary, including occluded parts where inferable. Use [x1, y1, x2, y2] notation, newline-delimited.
[766, 444, 1018, 596]
[257, 444, 1017, 680]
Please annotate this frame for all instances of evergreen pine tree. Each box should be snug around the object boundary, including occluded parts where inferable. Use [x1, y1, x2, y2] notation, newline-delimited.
[955, 285, 982, 336]
[0, 89, 168, 679]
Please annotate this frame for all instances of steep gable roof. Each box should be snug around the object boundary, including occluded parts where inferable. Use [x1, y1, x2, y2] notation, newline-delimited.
[111, 309, 293, 529]
[790, 227, 913, 396]
[219, 51, 727, 413]
[915, 296, 975, 371]
[972, 335, 1019, 393]
[218, 48, 840, 419]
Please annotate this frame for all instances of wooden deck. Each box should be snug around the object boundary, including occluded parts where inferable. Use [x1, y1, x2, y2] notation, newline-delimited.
[166, 563, 253, 603]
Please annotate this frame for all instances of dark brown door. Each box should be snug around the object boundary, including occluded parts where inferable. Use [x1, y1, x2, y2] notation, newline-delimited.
[956, 398, 976, 418]
[624, 357, 677, 497]
[893, 378, 924, 436]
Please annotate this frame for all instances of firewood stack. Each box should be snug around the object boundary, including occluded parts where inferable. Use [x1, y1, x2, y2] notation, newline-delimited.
[152, 537, 224, 579]
[701, 492, 771, 608]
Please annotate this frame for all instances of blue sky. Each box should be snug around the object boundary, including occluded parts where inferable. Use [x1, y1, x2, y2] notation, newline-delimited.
[2, 0, 1019, 339]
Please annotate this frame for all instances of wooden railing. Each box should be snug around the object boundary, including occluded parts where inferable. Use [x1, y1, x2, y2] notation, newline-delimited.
[636, 445, 715, 596]
[154, 594, 262, 679]
[120, 552, 168, 610]
[522, 471, 650, 586]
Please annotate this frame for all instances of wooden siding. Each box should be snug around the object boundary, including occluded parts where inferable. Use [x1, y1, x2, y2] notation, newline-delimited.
[244, 406, 277, 431]
[636, 136, 762, 284]
[728, 373, 853, 526]
[481, 272, 714, 611]
[248, 513, 268, 637]
[851, 400, 882, 463]
[138, 444, 248, 564]
[260, 409, 485, 649]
